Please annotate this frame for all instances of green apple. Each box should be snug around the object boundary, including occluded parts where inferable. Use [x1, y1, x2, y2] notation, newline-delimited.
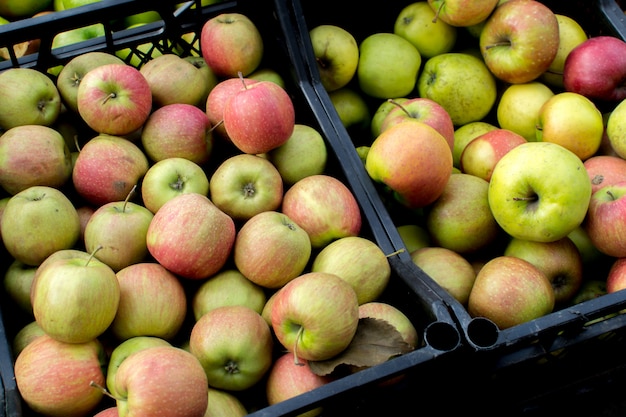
[418, 52, 497, 126]
[540, 14, 588, 89]
[497, 81, 554, 142]
[426, 173, 501, 254]
[248, 67, 286, 89]
[567, 225, 607, 269]
[605, 97, 626, 159]
[357, 32, 421, 99]
[428, 0, 499, 27]
[4, 259, 37, 315]
[488, 142, 592, 242]
[49, 23, 106, 76]
[328, 87, 371, 135]
[536, 91, 604, 161]
[12, 321, 46, 358]
[371, 97, 409, 139]
[123, 11, 162, 28]
[62, 0, 100, 9]
[183, 55, 219, 110]
[452, 121, 498, 168]
[309, 24, 359, 92]
[394, 1, 457, 58]
[205, 387, 248, 417]
[396, 224, 431, 253]
[189, 305, 273, 391]
[0, 0, 52, 18]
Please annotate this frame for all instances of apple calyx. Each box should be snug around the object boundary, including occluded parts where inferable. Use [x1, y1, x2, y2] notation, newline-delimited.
[293, 326, 305, 366]
[70, 72, 81, 88]
[90, 380, 122, 401]
[224, 359, 241, 375]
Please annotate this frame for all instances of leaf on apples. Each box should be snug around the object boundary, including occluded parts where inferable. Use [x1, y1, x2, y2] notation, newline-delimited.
[308, 318, 413, 376]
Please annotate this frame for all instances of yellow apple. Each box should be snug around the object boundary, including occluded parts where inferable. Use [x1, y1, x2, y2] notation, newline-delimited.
[452, 121, 498, 169]
[541, 14, 588, 89]
[497, 81, 554, 142]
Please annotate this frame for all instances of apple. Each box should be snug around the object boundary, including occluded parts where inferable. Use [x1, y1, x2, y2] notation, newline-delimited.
[183, 55, 219, 110]
[536, 91, 604, 161]
[141, 102, 213, 164]
[396, 223, 431, 253]
[223, 77, 295, 154]
[410, 246, 477, 305]
[379, 97, 455, 151]
[308, 24, 359, 92]
[113, 345, 209, 417]
[56, 51, 126, 114]
[496, 81, 555, 142]
[0, 67, 61, 130]
[428, 0, 499, 27]
[488, 142, 592, 242]
[31, 248, 120, 343]
[76, 63, 152, 136]
[139, 53, 209, 107]
[265, 352, 332, 417]
[146, 192, 236, 279]
[357, 32, 421, 99]
[248, 67, 286, 88]
[479, 0, 559, 84]
[266, 123, 328, 185]
[205, 76, 260, 142]
[584, 154, 626, 195]
[4, 259, 37, 315]
[606, 257, 626, 294]
[281, 174, 362, 248]
[233, 210, 311, 289]
[371, 97, 409, 139]
[72, 134, 149, 207]
[311, 236, 391, 305]
[205, 387, 248, 417]
[93, 407, 119, 417]
[271, 271, 360, 362]
[14, 335, 106, 417]
[12, 321, 46, 358]
[110, 262, 187, 341]
[209, 153, 283, 221]
[540, 14, 588, 89]
[49, 23, 106, 76]
[123, 10, 162, 28]
[189, 305, 273, 391]
[567, 224, 607, 269]
[452, 121, 498, 169]
[605, 97, 626, 159]
[191, 268, 267, 321]
[200, 13, 264, 78]
[358, 301, 419, 349]
[83, 194, 154, 272]
[394, 1, 457, 58]
[140, 157, 210, 214]
[563, 35, 626, 103]
[62, 0, 101, 9]
[0, 124, 72, 195]
[0, 0, 52, 18]
[105, 336, 172, 399]
[425, 172, 501, 254]
[504, 236, 583, 306]
[467, 255, 555, 329]
[584, 181, 626, 258]
[1, 185, 80, 266]
[365, 119, 452, 209]
[460, 128, 527, 182]
[417, 52, 497, 126]
[327, 87, 371, 134]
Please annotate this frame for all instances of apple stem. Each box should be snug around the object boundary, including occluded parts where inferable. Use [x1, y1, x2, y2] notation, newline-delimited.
[386, 248, 406, 258]
[86, 245, 103, 266]
[74, 135, 81, 152]
[102, 92, 116, 105]
[122, 184, 137, 212]
[484, 41, 512, 50]
[387, 99, 411, 118]
[237, 71, 249, 90]
[90, 381, 121, 401]
[432, 0, 444, 23]
[293, 326, 305, 367]
[607, 190, 617, 201]
[209, 119, 224, 133]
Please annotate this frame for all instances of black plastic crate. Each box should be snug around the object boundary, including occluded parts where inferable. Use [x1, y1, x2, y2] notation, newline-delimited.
[597, 0, 626, 40]
[277, 0, 626, 413]
[0, 0, 462, 416]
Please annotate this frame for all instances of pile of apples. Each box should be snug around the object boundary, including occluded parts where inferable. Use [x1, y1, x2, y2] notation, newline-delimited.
[304, 0, 626, 331]
[0, 3, 425, 417]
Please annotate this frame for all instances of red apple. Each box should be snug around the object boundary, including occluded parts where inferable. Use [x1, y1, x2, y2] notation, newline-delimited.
[584, 181, 626, 257]
[584, 154, 626, 195]
[93, 407, 119, 417]
[606, 257, 626, 294]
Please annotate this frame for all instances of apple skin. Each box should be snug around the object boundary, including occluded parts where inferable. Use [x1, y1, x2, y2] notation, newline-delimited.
[139, 53, 208, 107]
[584, 181, 626, 258]
[271, 271, 360, 362]
[223, 79, 295, 155]
[425, 173, 501, 254]
[209, 153, 283, 222]
[191, 268, 267, 321]
[328, 87, 371, 133]
[365, 119, 452, 209]
[540, 14, 588, 89]
[410, 246, 477, 305]
[140, 103, 213, 165]
[311, 236, 391, 305]
[110, 262, 188, 341]
[93, 407, 119, 417]
[233, 210, 311, 289]
[281, 174, 362, 248]
[12, 321, 46, 359]
[309, 24, 359, 92]
[4, 259, 37, 315]
[371, 98, 409, 139]
[428, 0, 499, 27]
[114, 346, 209, 417]
[0, 0, 52, 18]
[496, 81, 554, 142]
[0, 124, 73, 195]
[563, 36, 626, 103]
[584, 155, 626, 195]
[0, 67, 62, 130]
[396, 223, 431, 253]
[504, 236, 583, 306]
[453, 121, 498, 169]
[140, 157, 210, 214]
[460, 128, 527, 182]
[201, 13, 264, 78]
[14, 335, 107, 417]
[488, 142, 592, 243]
[479, 0, 559, 84]
[146, 192, 236, 280]
[77, 63, 152, 136]
[606, 257, 626, 294]
[189, 305, 273, 391]
[1, 185, 81, 266]
[205, 387, 248, 417]
[536, 91, 604, 161]
[72, 134, 149, 207]
[265, 352, 333, 417]
[467, 255, 555, 330]
[605, 97, 626, 159]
